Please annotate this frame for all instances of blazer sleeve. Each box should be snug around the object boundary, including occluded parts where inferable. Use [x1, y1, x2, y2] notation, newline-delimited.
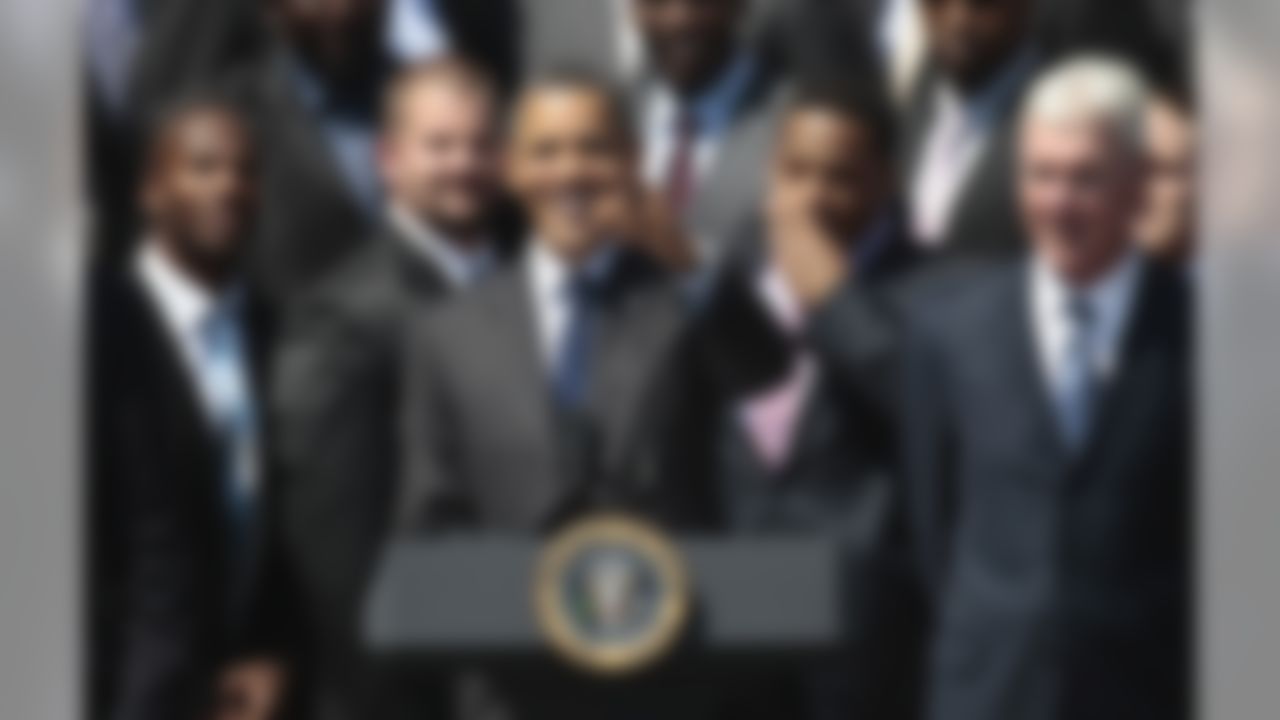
[100, 413, 210, 720]
[396, 317, 472, 532]
[806, 278, 905, 418]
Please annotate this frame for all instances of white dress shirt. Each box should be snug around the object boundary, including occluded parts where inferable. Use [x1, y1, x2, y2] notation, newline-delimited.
[390, 204, 495, 289]
[526, 241, 619, 374]
[134, 243, 261, 505]
[1030, 250, 1144, 444]
[640, 54, 757, 193]
[909, 50, 1035, 248]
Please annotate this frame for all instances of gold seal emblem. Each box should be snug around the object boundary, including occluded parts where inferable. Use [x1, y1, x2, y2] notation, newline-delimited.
[533, 514, 690, 676]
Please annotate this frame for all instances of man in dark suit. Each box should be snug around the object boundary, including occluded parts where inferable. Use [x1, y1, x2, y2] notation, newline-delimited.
[630, 0, 789, 266]
[89, 97, 293, 720]
[269, 58, 508, 720]
[679, 82, 921, 720]
[899, 57, 1191, 720]
[903, 0, 1039, 258]
[398, 71, 738, 719]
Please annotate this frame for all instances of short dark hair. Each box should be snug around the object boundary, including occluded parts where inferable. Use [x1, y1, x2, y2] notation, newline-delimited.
[781, 76, 897, 159]
[514, 65, 636, 144]
[141, 88, 253, 173]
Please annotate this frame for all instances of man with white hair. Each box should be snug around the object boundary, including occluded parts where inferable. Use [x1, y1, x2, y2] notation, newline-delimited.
[893, 55, 1193, 720]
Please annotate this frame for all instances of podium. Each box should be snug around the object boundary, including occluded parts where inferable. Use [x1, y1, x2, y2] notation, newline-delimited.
[364, 535, 848, 670]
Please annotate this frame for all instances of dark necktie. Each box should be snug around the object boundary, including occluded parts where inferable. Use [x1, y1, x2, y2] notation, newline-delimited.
[665, 108, 699, 215]
[553, 273, 607, 410]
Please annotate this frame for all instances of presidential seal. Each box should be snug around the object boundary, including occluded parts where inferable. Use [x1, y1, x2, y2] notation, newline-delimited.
[533, 514, 690, 676]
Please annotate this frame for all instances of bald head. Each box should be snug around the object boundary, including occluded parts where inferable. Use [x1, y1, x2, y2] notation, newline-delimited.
[141, 99, 258, 286]
[378, 58, 502, 240]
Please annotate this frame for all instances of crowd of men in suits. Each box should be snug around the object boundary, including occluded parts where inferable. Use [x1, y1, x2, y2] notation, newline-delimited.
[85, 1, 1197, 719]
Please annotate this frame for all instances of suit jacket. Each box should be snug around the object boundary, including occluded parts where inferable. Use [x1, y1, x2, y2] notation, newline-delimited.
[1038, 0, 1190, 83]
[516, 0, 630, 82]
[632, 61, 790, 265]
[901, 259, 1193, 720]
[270, 223, 476, 720]
[399, 246, 775, 719]
[427, 0, 522, 92]
[681, 220, 923, 720]
[400, 248, 709, 533]
[88, 260, 294, 720]
[227, 49, 381, 304]
[900, 60, 1038, 260]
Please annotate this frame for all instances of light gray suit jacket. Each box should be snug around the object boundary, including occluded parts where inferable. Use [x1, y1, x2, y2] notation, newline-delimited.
[398, 250, 708, 534]
[631, 61, 789, 265]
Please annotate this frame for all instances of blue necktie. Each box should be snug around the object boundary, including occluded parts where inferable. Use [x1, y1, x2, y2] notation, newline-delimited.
[1060, 294, 1099, 451]
[554, 274, 605, 410]
[196, 302, 258, 581]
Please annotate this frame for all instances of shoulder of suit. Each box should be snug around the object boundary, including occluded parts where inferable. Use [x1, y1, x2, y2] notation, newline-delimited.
[900, 258, 1022, 343]
[283, 238, 401, 333]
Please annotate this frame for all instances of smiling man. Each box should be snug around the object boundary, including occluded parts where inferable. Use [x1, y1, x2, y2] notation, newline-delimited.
[396, 69, 721, 720]
[399, 71, 700, 535]
[901, 56, 1192, 720]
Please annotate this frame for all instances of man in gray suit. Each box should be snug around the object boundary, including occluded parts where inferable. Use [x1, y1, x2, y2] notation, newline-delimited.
[399, 71, 705, 536]
[397, 71, 751, 719]
[270, 58, 508, 720]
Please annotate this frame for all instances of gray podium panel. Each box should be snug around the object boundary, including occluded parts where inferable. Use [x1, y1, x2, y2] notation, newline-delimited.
[364, 537, 844, 659]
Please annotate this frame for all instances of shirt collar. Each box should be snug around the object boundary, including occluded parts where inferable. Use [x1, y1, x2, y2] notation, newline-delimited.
[1031, 248, 1144, 372]
[389, 204, 494, 289]
[528, 240, 619, 303]
[649, 53, 757, 136]
[134, 241, 244, 339]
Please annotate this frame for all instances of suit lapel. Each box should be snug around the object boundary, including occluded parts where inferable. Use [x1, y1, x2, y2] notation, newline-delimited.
[587, 260, 684, 483]
[382, 227, 450, 302]
[482, 267, 573, 522]
[997, 269, 1073, 466]
[688, 68, 782, 252]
